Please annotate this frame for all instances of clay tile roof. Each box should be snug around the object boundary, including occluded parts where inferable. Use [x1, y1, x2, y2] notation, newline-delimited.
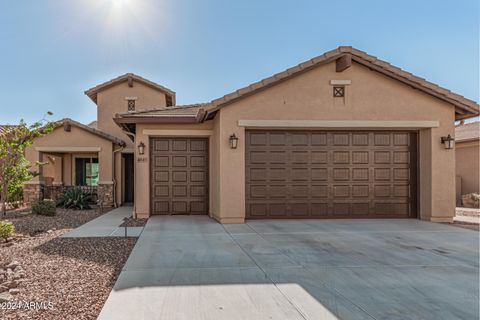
[84, 73, 176, 106]
[116, 103, 208, 117]
[455, 121, 480, 142]
[59, 118, 126, 146]
[88, 120, 97, 129]
[207, 46, 479, 120]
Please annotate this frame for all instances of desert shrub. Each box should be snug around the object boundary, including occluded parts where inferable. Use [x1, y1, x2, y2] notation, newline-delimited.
[32, 199, 56, 216]
[0, 221, 15, 239]
[56, 187, 92, 210]
[462, 193, 480, 208]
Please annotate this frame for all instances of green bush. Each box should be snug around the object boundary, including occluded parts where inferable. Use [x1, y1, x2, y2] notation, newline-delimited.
[56, 187, 92, 210]
[0, 221, 15, 239]
[7, 184, 23, 204]
[32, 199, 56, 216]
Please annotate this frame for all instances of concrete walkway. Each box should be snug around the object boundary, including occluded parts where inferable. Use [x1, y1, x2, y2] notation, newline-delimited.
[455, 207, 480, 226]
[98, 217, 479, 320]
[62, 206, 143, 237]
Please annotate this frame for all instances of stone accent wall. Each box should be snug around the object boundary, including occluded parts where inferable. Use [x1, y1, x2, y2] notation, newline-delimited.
[43, 185, 64, 201]
[23, 184, 43, 206]
[97, 184, 114, 207]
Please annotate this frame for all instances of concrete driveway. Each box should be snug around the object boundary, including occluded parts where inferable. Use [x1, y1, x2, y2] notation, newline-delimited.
[98, 217, 479, 320]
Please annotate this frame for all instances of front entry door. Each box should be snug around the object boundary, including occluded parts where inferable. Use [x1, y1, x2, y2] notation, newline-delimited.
[123, 153, 134, 203]
[150, 138, 209, 215]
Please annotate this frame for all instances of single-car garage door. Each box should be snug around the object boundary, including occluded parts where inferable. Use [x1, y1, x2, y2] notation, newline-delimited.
[150, 138, 209, 215]
[245, 131, 417, 219]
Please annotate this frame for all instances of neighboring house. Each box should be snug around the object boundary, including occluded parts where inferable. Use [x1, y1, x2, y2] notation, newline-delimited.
[24, 46, 479, 223]
[455, 121, 480, 205]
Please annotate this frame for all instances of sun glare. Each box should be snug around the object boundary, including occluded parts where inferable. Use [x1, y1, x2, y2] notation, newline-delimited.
[111, 0, 130, 8]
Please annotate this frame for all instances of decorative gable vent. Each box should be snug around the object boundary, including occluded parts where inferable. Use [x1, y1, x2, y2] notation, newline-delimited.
[125, 97, 137, 112]
[127, 99, 136, 111]
[333, 86, 345, 97]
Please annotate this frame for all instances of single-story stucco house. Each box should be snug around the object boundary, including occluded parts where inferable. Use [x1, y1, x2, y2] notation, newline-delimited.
[455, 121, 480, 206]
[24, 46, 479, 223]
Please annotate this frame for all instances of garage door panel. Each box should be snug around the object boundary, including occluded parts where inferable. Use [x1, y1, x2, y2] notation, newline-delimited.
[333, 185, 350, 197]
[155, 171, 169, 182]
[311, 185, 328, 198]
[154, 156, 169, 167]
[352, 133, 369, 146]
[374, 185, 391, 197]
[311, 202, 329, 216]
[154, 185, 169, 197]
[311, 168, 328, 181]
[269, 185, 287, 197]
[333, 168, 350, 181]
[393, 185, 410, 197]
[246, 131, 417, 219]
[249, 132, 268, 145]
[250, 204, 267, 216]
[270, 203, 289, 216]
[153, 201, 169, 214]
[393, 133, 410, 146]
[311, 133, 327, 145]
[352, 185, 369, 197]
[352, 151, 369, 164]
[151, 138, 209, 215]
[190, 201, 207, 214]
[332, 133, 349, 145]
[292, 185, 309, 198]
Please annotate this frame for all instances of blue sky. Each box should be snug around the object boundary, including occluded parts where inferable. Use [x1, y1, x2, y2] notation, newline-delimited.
[0, 0, 478, 125]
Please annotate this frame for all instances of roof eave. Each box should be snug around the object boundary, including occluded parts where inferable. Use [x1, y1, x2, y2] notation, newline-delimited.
[206, 47, 479, 118]
[59, 118, 126, 146]
[84, 73, 176, 106]
[113, 109, 207, 125]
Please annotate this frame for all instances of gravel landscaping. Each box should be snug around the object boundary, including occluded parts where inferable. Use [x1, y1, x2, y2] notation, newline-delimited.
[0, 208, 137, 320]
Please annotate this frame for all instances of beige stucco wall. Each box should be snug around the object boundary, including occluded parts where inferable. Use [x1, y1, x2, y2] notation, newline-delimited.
[96, 81, 168, 148]
[133, 122, 216, 218]
[25, 126, 114, 184]
[456, 140, 480, 202]
[216, 62, 456, 223]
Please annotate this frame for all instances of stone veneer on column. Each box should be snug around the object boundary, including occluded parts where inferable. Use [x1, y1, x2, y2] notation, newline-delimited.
[23, 183, 44, 206]
[97, 184, 114, 207]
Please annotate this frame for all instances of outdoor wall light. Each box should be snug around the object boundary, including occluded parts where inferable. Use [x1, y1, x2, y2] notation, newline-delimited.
[137, 141, 145, 155]
[441, 134, 454, 149]
[229, 134, 239, 149]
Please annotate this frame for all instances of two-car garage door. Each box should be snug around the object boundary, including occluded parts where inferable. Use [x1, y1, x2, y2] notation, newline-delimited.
[245, 130, 417, 219]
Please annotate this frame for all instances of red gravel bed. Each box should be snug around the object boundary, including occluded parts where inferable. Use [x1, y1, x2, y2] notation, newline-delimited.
[1, 208, 108, 236]
[0, 209, 137, 320]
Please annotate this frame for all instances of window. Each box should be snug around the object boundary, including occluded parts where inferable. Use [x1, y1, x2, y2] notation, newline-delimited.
[333, 86, 345, 97]
[75, 158, 99, 186]
[127, 99, 136, 111]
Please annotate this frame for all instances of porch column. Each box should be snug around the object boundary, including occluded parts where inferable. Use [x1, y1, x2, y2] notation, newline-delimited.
[23, 149, 44, 205]
[98, 144, 115, 207]
[53, 155, 63, 186]
[50, 155, 64, 201]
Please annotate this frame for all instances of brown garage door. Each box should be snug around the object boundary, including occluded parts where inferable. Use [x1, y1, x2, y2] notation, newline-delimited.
[245, 131, 417, 219]
[150, 138, 209, 215]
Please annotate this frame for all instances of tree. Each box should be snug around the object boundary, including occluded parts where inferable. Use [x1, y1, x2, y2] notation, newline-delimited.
[0, 114, 56, 216]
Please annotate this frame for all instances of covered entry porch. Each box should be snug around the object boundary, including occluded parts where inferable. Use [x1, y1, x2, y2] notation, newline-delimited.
[24, 119, 126, 207]
[24, 147, 113, 206]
